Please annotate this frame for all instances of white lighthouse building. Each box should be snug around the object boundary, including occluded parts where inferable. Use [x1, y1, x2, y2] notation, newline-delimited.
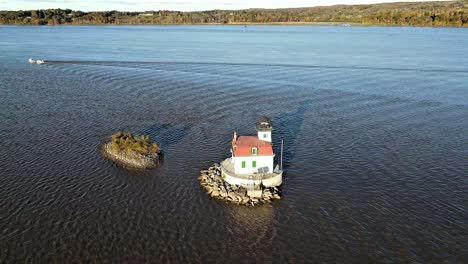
[221, 117, 283, 188]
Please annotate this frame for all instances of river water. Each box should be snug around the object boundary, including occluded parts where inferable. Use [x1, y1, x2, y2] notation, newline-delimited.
[0, 25, 467, 263]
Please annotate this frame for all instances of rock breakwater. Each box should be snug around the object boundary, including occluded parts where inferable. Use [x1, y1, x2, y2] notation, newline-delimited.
[198, 163, 281, 206]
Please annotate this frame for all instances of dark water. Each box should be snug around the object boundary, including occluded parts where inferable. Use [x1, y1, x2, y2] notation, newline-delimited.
[0, 25, 467, 263]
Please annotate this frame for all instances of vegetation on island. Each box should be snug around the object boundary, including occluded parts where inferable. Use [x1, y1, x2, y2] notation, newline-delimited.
[102, 131, 161, 169]
[111, 131, 159, 156]
[0, 1, 467, 27]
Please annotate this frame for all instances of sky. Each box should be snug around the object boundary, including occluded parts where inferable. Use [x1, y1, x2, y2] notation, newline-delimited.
[0, 0, 442, 12]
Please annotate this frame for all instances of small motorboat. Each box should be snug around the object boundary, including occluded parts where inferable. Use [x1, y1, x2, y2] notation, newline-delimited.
[28, 58, 46, 64]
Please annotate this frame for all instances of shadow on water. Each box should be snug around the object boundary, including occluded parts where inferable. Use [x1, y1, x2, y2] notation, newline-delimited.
[273, 100, 312, 171]
[140, 123, 189, 149]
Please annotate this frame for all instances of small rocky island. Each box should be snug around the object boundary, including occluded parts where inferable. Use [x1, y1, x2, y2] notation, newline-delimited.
[101, 131, 161, 169]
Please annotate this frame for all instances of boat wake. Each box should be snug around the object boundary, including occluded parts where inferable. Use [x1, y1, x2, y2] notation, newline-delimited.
[43, 60, 468, 74]
[28, 58, 46, 65]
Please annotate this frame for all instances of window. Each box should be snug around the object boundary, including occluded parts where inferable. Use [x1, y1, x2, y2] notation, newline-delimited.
[252, 161, 257, 168]
[263, 134, 267, 138]
[251, 147, 258, 155]
[241, 161, 246, 168]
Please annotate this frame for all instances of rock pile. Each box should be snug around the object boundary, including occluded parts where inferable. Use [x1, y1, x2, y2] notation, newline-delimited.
[198, 163, 281, 207]
[101, 142, 161, 169]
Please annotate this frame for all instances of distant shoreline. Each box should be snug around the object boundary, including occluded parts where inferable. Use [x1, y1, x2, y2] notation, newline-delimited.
[1, 1, 467, 28]
[0, 21, 361, 26]
[1, 23, 466, 28]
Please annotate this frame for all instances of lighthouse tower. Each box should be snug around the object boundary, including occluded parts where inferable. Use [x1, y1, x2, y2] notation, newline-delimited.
[256, 116, 272, 142]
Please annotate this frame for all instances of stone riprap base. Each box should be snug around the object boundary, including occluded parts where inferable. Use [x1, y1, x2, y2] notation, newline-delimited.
[101, 142, 160, 169]
[199, 163, 281, 207]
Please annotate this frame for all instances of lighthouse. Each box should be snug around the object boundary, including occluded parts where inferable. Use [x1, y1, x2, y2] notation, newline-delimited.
[221, 117, 283, 188]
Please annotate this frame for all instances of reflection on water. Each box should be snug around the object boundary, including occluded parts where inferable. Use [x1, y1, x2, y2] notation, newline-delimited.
[227, 205, 277, 252]
[0, 25, 467, 263]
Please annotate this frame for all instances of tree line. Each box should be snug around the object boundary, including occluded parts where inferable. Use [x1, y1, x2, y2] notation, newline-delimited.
[0, 1, 466, 27]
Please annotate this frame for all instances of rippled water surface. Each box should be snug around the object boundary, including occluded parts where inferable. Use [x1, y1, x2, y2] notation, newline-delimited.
[0, 25, 467, 263]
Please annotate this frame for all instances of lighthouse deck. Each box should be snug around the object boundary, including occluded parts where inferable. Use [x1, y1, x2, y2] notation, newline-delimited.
[220, 158, 283, 188]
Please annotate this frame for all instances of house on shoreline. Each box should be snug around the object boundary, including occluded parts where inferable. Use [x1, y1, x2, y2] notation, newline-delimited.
[221, 117, 283, 189]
